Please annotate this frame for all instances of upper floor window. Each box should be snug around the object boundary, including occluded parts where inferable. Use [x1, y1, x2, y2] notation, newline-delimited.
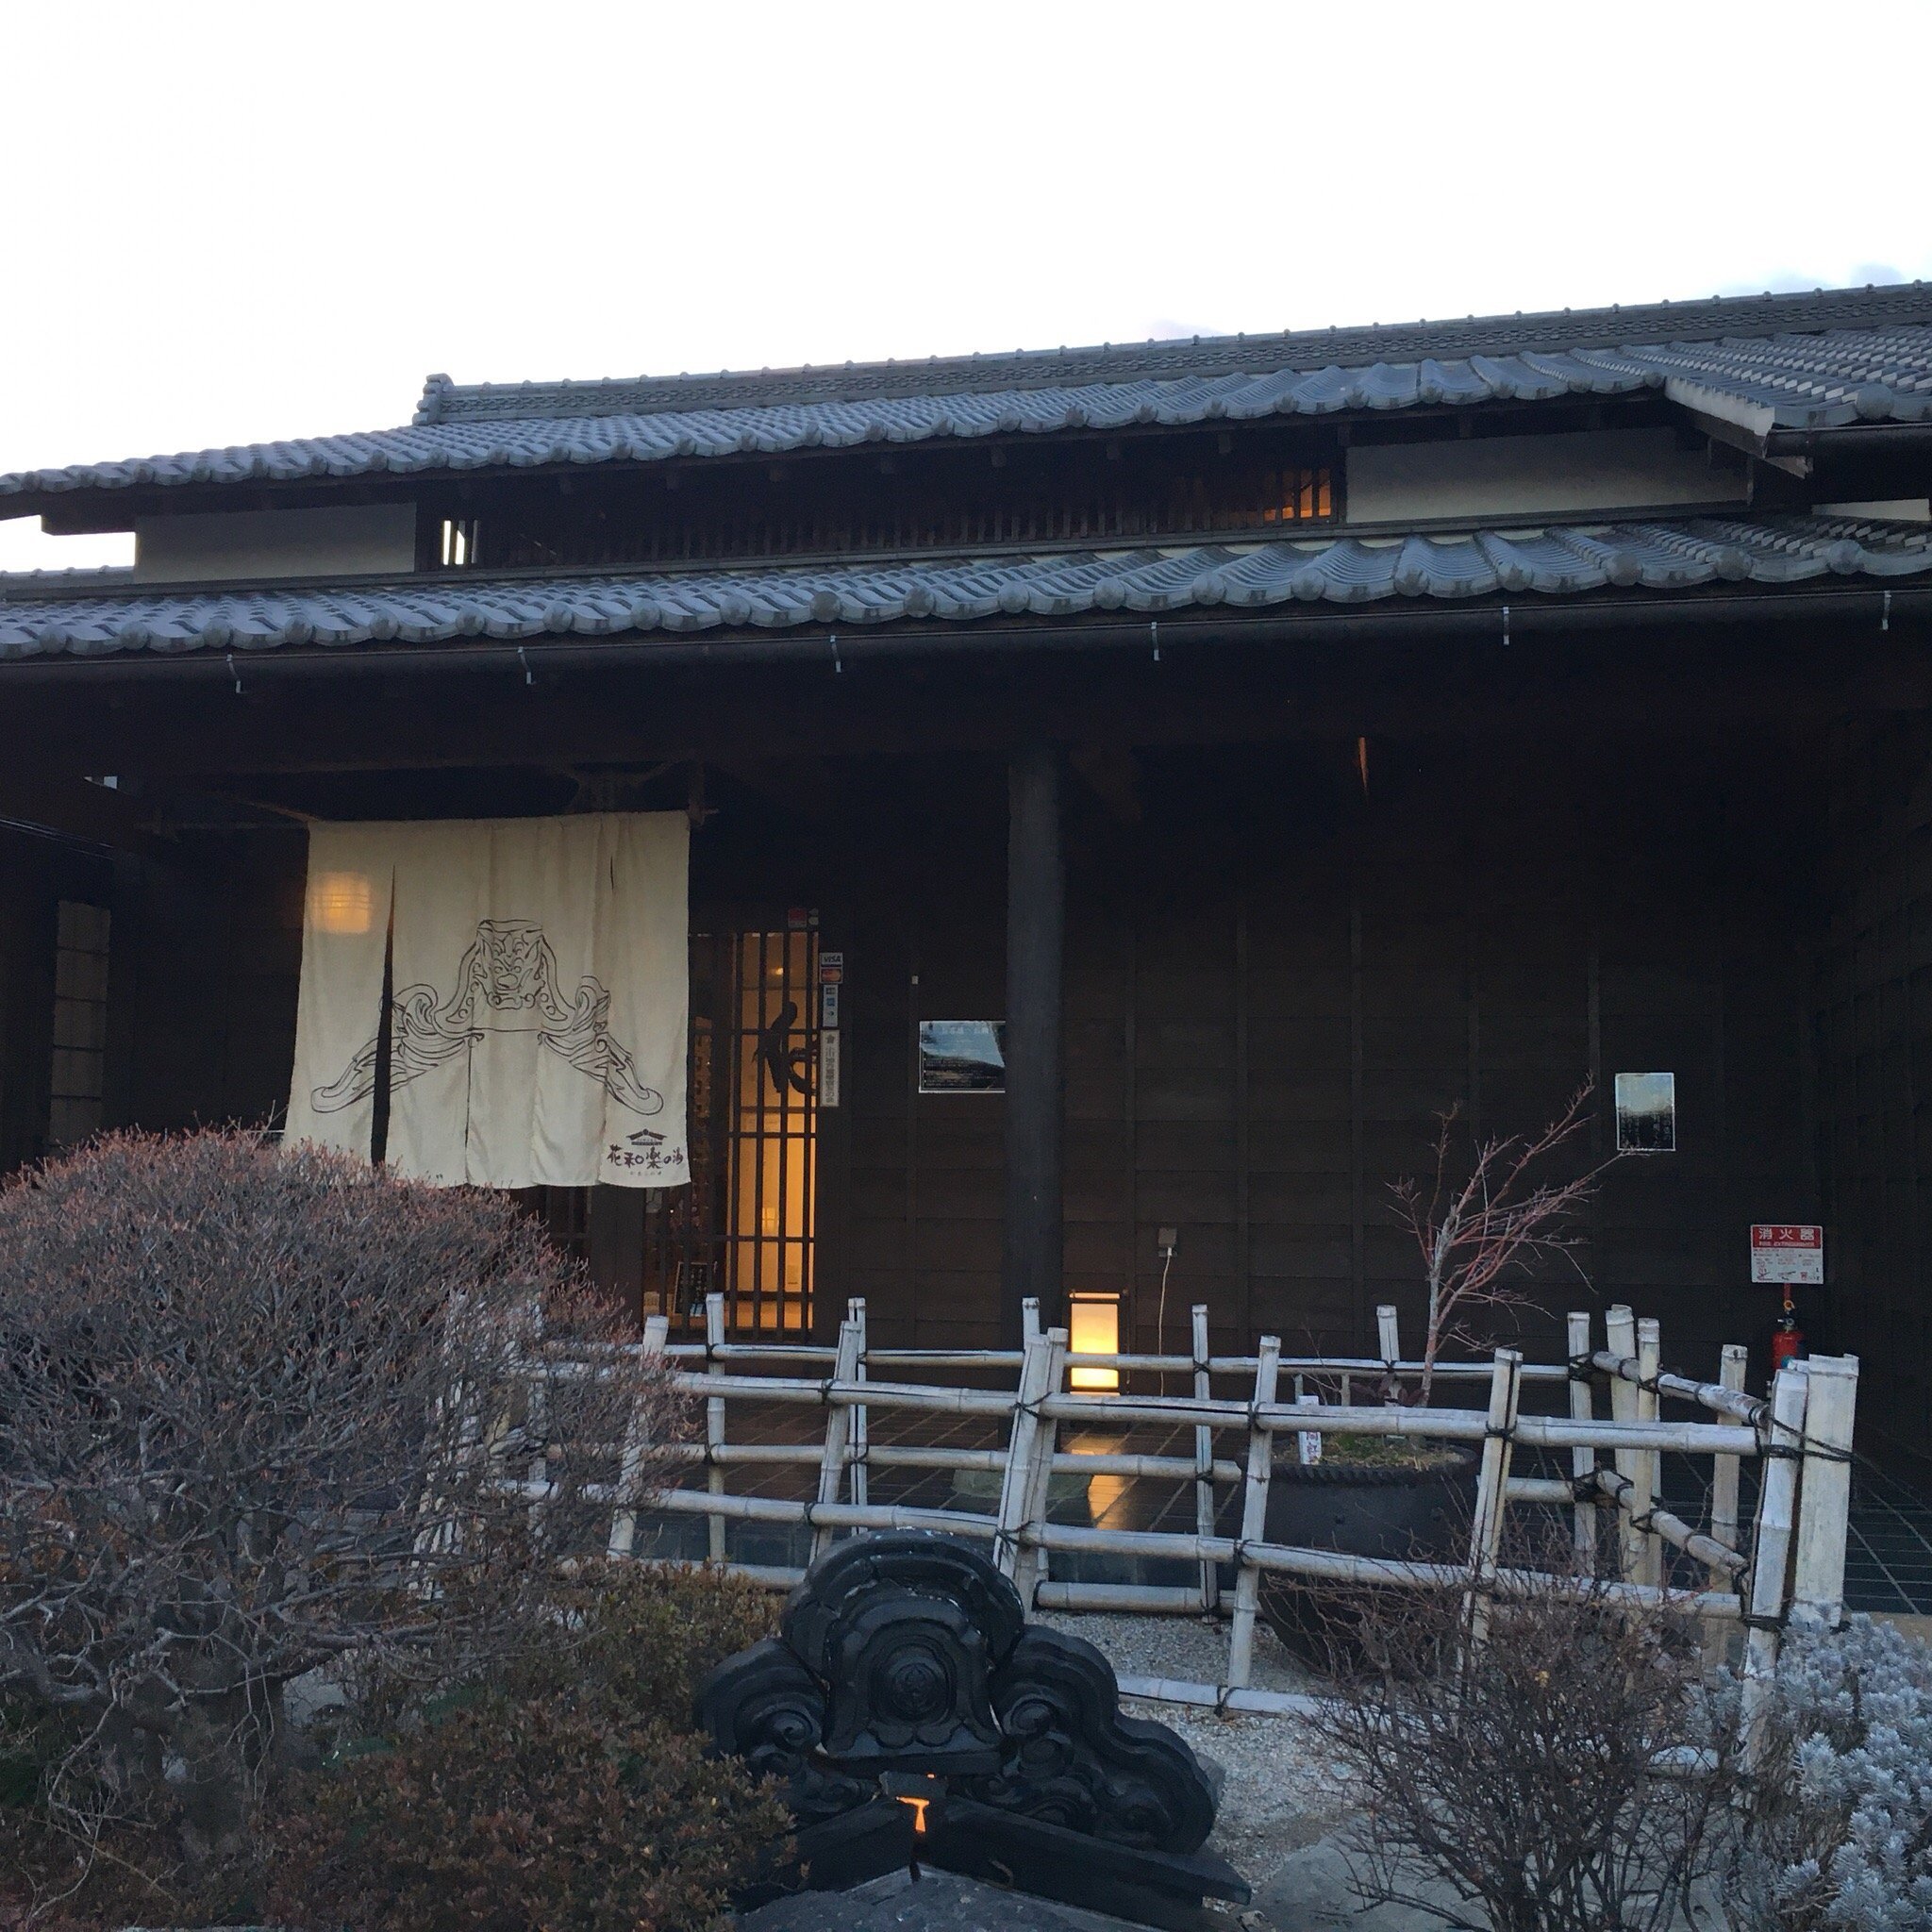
[430, 440, 1337, 573]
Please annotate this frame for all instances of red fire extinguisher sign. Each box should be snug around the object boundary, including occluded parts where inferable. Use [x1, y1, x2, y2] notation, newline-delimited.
[1750, 1224, 1824, 1287]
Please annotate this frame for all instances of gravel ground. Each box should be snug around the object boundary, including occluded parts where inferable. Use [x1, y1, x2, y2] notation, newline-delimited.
[1036, 1611, 1356, 1901]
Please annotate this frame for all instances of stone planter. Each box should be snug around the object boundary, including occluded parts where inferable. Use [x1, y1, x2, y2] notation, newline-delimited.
[1259, 1448, 1476, 1665]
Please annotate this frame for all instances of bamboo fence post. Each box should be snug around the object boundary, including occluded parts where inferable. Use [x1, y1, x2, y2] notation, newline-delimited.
[1011, 1328, 1069, 1607]
[1790, 1355, 1860, 1631]
[810, 1317, 864, 1563]
[1635, 1318, 1663, 1589]
[1225, 1335, 1282, 1692]
[1741, 1362, 1811, 1768]
[1464, 1348, 1524, 1649]
[1566, 1311, 1598, 1566]
[995, 1325, 1058, 1587]
[1708, 1343, 1749, 1589]
[1191, 1304, 1220, 1615]
[704, 1291, 728, 1563]
[1023, 1296, 1041, 1347]
[1605, 1305, 1641, 1580]
[1376, 1304, 1401, 1405]
[847, 1296, 870, 1512]
[607, 1313, 670, 1559]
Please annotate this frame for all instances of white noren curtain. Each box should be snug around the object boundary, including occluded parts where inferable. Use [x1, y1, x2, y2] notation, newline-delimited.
[285, 813, 689, 1188]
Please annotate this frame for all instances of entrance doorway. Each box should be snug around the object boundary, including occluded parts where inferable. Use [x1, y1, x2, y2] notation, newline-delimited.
[645, 924, 821, 1335]
[524, 924, 821, 1335]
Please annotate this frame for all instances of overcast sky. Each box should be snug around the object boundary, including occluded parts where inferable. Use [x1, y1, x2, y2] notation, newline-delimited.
[5, 0, 1929, 571]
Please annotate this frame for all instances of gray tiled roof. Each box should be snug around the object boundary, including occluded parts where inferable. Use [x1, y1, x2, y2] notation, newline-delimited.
[1, 515, 1924, 662]
[6, 287, 1932, 511]
[419, 283, 1932, 417]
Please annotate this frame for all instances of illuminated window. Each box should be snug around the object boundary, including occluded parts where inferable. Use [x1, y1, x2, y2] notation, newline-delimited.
[1258, 468, 1335, 524]
[725, 930, 818, 1333]
[639, 926, 820, 1337]
[1068, 1292, 1122, 1391]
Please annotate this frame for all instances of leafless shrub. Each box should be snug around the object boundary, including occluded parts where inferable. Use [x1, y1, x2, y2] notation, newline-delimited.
[1391, 1087, 1610, 1405]
[1305, 1558, 1742, 1932]
[0, 1129, 690, 1892]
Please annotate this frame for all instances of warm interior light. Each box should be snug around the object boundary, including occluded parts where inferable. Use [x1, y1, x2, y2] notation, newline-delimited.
[1068, 1293, 1121, 1391]
[898, 1795, 930, 1836]
[308, 871, 374, 936]
[1065, 1427, 1130, 1521]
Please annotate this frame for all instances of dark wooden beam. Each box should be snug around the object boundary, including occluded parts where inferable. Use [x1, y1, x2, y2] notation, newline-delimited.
[0, 772, 152, 856]
[0, 616, 1926, 785]
[1001, 740, 1065, 1344]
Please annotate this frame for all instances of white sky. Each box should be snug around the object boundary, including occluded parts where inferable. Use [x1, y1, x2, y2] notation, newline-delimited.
[4, 0, 1929, 572]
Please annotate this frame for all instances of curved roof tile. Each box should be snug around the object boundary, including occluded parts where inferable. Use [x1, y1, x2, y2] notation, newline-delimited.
[8, 296, 1932, 510]
[0, 515, 1924, 663]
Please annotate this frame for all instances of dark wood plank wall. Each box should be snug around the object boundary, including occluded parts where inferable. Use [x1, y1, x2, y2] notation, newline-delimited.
[1818, 716, 1932, 1471]
[843, 764, 1008, 1346]
[70, 732, 1840, 1440]
[116, 831, 306, 1133]
[0, 827, 115, 1170]
[843, 737, 1824, 1400]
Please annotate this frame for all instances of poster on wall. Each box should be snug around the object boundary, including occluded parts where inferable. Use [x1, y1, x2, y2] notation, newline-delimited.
[918, 1021, 1007, 1094]
[1613, 1072, 1676, 1153]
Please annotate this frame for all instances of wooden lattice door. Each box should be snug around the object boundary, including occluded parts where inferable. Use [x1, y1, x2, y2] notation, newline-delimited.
[643, 924, 820, 1336]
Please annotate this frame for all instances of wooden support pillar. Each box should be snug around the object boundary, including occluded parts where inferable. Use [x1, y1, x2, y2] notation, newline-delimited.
[1002, 741, 1064, 1345]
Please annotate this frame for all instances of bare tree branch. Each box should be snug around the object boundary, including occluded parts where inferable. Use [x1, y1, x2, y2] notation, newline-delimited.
[1390, 1086, 1614, 1405]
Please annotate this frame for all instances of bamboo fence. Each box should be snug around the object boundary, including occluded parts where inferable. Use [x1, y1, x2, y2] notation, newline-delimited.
[522, 1294, 1858, 1730]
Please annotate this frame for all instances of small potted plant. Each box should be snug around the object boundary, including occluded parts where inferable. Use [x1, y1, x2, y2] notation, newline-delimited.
[1264, 1086, 1607, 1659]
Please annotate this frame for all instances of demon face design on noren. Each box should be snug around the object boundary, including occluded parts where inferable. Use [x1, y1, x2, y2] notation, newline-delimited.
[311, 917, 663, 1125]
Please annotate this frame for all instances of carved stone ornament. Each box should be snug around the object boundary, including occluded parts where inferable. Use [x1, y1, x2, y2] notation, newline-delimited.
[698, 1531, 1241, 1917]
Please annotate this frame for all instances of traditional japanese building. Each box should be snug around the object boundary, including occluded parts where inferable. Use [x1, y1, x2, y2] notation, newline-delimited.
[3, 282, 1930, 1465]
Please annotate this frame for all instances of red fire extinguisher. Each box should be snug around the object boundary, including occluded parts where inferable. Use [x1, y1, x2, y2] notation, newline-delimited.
[1771, 1293, 1805, 1374]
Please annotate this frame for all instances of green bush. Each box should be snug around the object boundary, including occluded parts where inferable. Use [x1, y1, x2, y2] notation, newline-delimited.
[503, 1561, 784, 1725]
[267, 1696, 786, 1932]
[265, 1566, 790, 1932]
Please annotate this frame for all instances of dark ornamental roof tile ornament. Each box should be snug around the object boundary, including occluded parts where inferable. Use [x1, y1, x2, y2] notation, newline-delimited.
[696, 1532, 1244, 1915]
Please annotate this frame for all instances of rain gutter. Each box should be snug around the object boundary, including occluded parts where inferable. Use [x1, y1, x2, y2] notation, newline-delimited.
[0, 583, 1921, 688]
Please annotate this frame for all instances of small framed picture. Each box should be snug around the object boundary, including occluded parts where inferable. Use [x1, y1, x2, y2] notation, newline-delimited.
[1614, 1072, 1676, 1154]
[918, 1021, 1007, 1094]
